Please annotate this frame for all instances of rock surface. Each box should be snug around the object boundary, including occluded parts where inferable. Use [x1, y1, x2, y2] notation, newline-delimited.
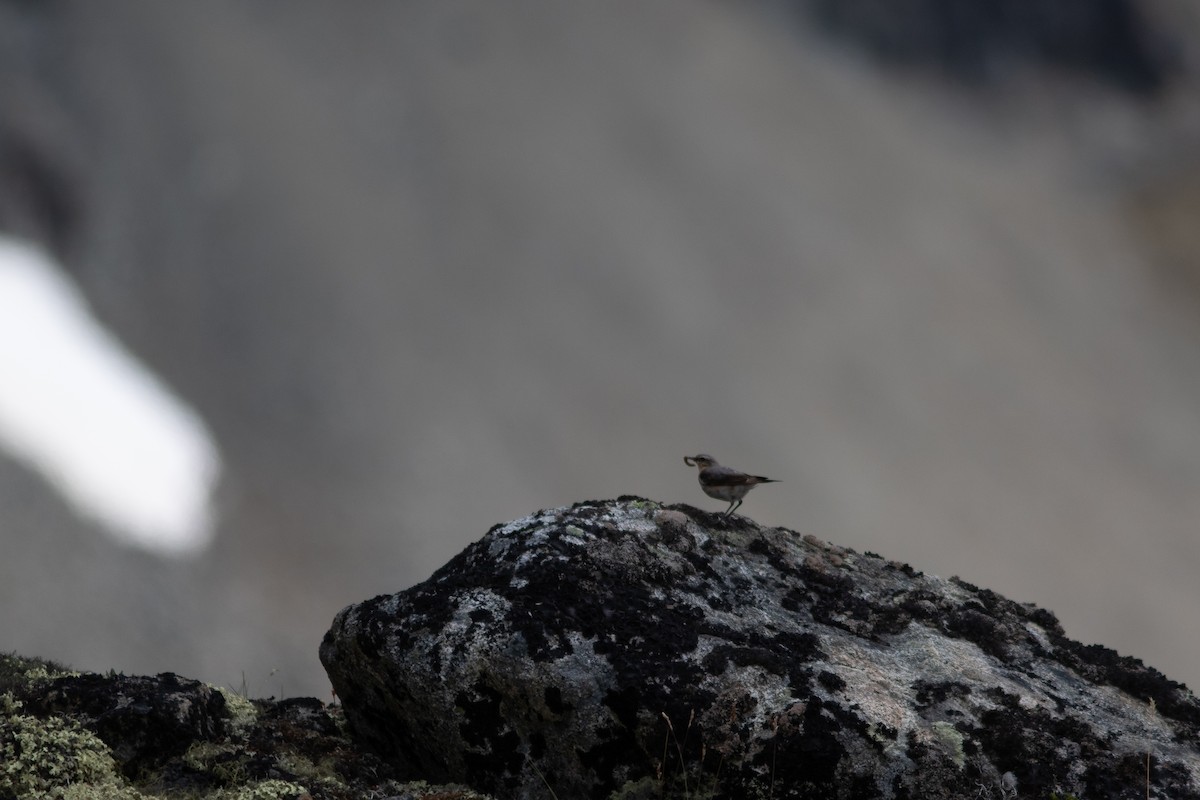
[321, 498, 1200, 799]
[0, 653, 489, 800]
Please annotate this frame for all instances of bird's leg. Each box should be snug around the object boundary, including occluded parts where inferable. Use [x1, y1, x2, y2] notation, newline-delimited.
[724, 499, 742, 517]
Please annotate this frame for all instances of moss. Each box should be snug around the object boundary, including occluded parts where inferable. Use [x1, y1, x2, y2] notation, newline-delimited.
[214, 688, 259, 738]
[929, 721, 966, 768]
[182, 740, 248, 784]
[204, 779, 309, 799]
[0, 652, 75, 695]
[0, 692, 139, 799]
[606, 775, 661, 799]
[270, 750, 321, 781]
[388, 781, 496, 799]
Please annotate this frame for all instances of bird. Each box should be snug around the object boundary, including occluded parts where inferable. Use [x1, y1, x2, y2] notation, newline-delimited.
[683, 454, 777, 517]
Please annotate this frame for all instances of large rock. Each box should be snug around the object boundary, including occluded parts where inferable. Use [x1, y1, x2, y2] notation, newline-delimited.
[321, 498, 1200, 799]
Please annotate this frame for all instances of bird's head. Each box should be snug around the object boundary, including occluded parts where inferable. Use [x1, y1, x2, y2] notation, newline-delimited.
[683, 454, 718, 469]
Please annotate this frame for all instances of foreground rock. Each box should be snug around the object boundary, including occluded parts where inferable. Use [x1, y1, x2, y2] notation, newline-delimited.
[321, 498, 1200, 799]
[0, 653, 490, 800]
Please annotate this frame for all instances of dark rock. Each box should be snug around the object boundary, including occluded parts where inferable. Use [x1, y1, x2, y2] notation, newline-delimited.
[0, 653, 484, 799]
[321, 498, 1200, 799]
[802, 0, 1176, 93]
[19, 671, 228, 777]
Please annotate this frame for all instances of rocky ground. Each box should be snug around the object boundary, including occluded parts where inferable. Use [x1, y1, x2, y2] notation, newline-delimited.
[7, 497, 1200, 799]
[0, 653, 488, 800]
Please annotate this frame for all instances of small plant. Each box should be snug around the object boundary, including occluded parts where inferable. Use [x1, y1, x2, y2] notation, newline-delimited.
[526, 753, 560, 800]
[660, 710, 697, 799]
[0, 693, 129, 798]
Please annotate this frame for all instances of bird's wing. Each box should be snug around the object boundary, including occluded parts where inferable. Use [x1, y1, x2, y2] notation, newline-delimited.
[700, 466, 761, 487]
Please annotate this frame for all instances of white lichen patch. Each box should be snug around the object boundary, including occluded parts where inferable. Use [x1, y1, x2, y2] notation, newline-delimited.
[215, 686, 260, 738]
[928, 721, 966, 767]
[206, 778, 310, 799]
[508, 523, 565, 571]
[595, 505, 661, 536]
[818, 626, 991, 735]
[561, 525, 591, 545]
[491, 507, 570, 540]
[0, 692, 132, 799]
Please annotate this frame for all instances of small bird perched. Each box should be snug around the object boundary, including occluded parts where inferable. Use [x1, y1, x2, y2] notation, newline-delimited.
[683, 454, 777, 517]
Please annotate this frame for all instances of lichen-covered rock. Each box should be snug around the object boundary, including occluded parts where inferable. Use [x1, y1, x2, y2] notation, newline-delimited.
[0, 653, 490, 800]
[18, 671, 229, 777]
[320, 498, 1200, 799]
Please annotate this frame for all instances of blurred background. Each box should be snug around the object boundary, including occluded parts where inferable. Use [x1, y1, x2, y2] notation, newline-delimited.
[2, 0, 1200, 700]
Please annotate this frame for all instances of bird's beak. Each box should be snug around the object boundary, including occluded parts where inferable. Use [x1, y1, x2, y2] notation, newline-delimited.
[683, 456, 696, 466]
